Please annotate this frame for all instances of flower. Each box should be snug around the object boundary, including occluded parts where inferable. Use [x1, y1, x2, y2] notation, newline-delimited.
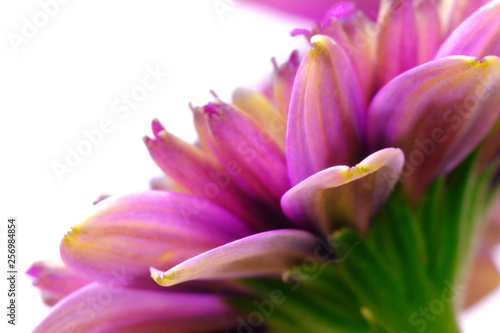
[31, 1, 500, 332]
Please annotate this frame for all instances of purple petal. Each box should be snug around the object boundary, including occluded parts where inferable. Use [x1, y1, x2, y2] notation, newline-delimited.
[33, 283, 239, 333]
[436, 0, 500, 59]
[440, 0, 494, 35]
[151, 229, 318, 286]
[287, 35, 366, 185]
[191, 100, 290, 210]
[27, 261, 91, 306]
[299, 8, 377, 99]
[232, 87, 286, 151]
[375, 0, 441, 88]
[60, 191, 253, 288]
[368, 55, 500, 200]
[272, 50, 300, 121]
[144, 120, 277, 231]
[245, 0, 380, 20]
[281, 148, 404, 235]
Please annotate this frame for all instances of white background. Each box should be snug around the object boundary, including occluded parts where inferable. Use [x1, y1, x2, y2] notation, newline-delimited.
[0, 1, 498, 332]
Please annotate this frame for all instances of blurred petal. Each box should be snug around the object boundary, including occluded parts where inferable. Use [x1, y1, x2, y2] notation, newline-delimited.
[272, 50, 300, 121]
[61, 191, 252, 288]
[152, 229, 318, 286]
[464, 254, 500, 308]
[33, 283, 239, 333]
[281, 148, 404, 235]
[232, 88, 286, 151]
[144, 119, 274, 231]
[476, 122, 500, 173]
[439, 0, 493, 35]
[245, 0, 380, 20]
[287, 35, 366, 185]
[368, 56, 500, 200]
[436, 0, 500, 59]
[149, 175, 185, 192]
[376, 0, 441, 88]
[26, 261, 91, 306]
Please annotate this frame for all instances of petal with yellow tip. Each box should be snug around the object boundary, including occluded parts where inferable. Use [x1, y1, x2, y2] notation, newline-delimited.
[281, 148, 404, 235]
[60, 191, 253, 288]
[287, 35, 366, 185]
[151, 229, 318, 287]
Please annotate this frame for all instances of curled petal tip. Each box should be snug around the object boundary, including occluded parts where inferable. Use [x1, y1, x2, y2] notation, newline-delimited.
[151, 118, 166, 136]
[282, 148, 405, 235]
[150, 267, 173, 286]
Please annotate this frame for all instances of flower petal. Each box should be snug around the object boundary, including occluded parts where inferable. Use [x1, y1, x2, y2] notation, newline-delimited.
[61, 191, 253, 288]
[33, 283, 239, 333]
[464, 254, 500, 308]
[439, 0, 493, 35]
[368, 56, 500, 200]
[144, 120, 276, 231]
[192, 100, 291, 210]
[232, 87, 286, 151]
[296, 6, 377, 99]
[375, 0, 441, 88]
[287, 35, 366, 185]
[436, 0, 500, 59]
[245, 0, 380, 20]
[152, 229, 318, 286]
[272, 50, 300, 121]
[26, 261, 91, 306]
[281, 148, 404, 235]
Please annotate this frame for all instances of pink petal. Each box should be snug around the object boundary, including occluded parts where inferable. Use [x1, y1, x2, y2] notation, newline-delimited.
[60, 191, 253, 288]
[245, 0, 380, 20]
[272, 50, 301, 121]
[151, 229, 318, 286]
[281, 148, 404, 235]
[287, 35, 366, 185]
[144, 120, 277, 231]
[436, 0, 500, 59]
[439, 0, 494, 36]
[191, 100, 291, 211]
[297, 7, 377, 99]
[232, 87, 286, 151]
[375, 0, 441, 88]
[368, 56, 500, 200]
[33, 283, 239, 333]
[26, 261, 91, 306]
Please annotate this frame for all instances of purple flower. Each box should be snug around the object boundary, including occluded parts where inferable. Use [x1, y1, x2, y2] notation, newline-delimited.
[31, 1, 500, 331]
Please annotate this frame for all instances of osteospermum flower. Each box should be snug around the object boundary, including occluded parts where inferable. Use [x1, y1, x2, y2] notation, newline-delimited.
[31, 1, 500, 332]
